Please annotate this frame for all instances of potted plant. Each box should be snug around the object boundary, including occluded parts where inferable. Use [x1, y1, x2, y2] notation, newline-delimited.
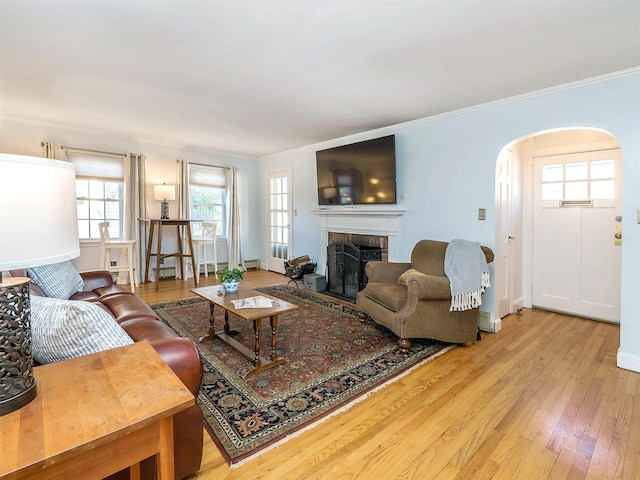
[216, 264, 244, 293]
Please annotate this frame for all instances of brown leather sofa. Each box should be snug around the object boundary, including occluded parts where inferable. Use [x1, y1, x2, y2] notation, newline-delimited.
[356, 239, 494, 353]
[17, 269, 204, 480]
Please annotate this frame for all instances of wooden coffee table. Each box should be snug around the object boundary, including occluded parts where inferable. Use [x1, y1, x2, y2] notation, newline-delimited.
[191, 286, 298, 377]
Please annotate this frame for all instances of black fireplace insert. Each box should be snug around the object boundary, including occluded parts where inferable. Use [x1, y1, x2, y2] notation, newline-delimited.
[327, 242, 381, 301]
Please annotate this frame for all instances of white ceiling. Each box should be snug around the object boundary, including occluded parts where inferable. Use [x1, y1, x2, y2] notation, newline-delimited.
[1, 1, 638, 158]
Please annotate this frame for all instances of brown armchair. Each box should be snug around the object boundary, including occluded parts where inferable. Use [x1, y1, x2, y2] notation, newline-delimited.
[356, 239, 494, 353]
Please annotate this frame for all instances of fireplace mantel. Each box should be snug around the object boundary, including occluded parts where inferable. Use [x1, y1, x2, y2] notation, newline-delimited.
[313, 207, 406, 218]
[314, 206, 405, 274]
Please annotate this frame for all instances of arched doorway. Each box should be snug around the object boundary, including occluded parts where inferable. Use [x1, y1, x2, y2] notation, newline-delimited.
[494, 128, 622, 324]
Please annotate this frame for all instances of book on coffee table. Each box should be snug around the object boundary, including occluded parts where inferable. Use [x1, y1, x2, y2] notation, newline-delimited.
[231, 295, 274, 309]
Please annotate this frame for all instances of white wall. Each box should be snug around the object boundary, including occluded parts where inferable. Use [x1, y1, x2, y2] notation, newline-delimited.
[0, 117, 264, 272]
[258, 70, 640, 372]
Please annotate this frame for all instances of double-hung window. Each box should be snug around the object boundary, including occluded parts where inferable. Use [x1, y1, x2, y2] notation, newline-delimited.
[189, 165, 226, 237]
[70, 153, 125, 240]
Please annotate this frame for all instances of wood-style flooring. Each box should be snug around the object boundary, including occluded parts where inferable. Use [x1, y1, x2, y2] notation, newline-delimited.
[135, 270, 639, 480]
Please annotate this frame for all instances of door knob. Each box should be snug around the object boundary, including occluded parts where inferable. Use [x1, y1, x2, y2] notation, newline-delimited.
[614, 233, 622, 240]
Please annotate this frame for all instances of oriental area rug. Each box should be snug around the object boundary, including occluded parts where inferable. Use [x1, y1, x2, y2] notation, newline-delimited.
[152, 285, 454, 466]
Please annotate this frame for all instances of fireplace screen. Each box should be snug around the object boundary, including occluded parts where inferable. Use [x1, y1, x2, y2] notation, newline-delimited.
[327, 242, 381, 300]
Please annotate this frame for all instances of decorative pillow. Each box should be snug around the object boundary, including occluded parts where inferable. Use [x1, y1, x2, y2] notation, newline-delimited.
[30, 295, 133, 364]
[397, 268, 420, 286]
[27, 261, 84, 300]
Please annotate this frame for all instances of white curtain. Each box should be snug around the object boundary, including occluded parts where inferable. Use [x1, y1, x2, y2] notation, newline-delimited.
[226, 166, 244, 270]
[177, 159, 190, 219]
[41, 141, 64, 160]
[176, 158, 193, 279]
[123, 153, 147, 284]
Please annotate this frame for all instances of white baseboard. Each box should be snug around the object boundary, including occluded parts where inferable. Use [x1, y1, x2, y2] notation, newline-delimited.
[513, 297, 524, 312]
[493, 318, 502, 333]
[617, 348, 640, 373]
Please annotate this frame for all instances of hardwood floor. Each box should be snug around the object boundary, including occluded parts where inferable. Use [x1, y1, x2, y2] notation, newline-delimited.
[135, 270, 639, 479]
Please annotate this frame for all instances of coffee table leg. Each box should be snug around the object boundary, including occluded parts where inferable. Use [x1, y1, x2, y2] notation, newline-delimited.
[198, 302, 216, 343]
[270, 315, 279, 361]
[224, 310, 231, 334]
[253, 318, 262, 367]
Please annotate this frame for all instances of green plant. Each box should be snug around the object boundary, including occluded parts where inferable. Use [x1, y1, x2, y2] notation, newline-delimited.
[216, 264, 244, 283]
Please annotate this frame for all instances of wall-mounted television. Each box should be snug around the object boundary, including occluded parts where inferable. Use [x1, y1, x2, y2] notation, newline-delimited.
[316, 135, 396, 206]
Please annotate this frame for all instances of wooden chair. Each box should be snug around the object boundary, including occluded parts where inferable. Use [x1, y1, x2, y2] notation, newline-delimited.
[190, 222, 218, 278]
[98, 222, 138, 292]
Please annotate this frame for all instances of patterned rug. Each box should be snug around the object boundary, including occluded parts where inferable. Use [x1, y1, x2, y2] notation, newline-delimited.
[152, 285, 454, 466]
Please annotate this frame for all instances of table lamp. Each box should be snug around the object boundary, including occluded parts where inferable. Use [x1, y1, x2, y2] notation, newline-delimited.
[0, 154, 80, 416]
[154, 184, 176, 219]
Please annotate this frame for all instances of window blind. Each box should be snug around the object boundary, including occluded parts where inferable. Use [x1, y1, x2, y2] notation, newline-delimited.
[189, 164, 226, 187]
[67, 153, 124, 180]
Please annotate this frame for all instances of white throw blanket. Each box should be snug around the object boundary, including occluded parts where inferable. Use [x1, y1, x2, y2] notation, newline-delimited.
[444, 239, 490, 311]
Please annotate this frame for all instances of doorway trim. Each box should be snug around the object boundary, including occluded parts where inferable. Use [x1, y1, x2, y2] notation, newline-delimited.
[494, 127, 622, 328]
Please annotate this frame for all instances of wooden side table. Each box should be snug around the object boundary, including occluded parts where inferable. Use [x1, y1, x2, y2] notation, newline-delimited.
[0, 341, 195, 480]
[141, 218, 198, 291]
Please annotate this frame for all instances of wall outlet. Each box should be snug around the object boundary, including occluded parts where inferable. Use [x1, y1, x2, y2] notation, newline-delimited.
[478, 208, 486, 220]
[110, 261, 117, 267]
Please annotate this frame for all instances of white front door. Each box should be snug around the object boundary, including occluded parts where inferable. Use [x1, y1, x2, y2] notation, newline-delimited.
[532, 149, 622, 323]
[265, 169, 293, 274]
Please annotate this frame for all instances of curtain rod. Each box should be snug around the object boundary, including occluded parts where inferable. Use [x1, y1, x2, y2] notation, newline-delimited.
[179, 159, 230, 170]
[53, 143, 126, 158]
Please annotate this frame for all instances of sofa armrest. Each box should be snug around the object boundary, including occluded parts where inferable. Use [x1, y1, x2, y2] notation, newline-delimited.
[79, 270, 114, 291]
[148, 338, 203, 396]
[365, 261, 412, 283]
[404, 271, 452, 300]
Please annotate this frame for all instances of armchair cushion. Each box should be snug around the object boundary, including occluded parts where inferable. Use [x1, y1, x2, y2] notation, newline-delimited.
[26, 261, 84, 299]
[365, 282, 408, 312]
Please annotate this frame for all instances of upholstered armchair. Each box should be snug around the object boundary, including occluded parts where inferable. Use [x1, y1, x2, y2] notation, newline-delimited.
[356, 239, 494, 353]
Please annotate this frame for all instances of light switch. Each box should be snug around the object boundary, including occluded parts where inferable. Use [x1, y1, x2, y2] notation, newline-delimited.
[478, 208, 486, 220]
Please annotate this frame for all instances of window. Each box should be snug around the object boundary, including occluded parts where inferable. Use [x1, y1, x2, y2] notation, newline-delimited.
[69, 153, 125, 240]
[541, 159, 615, 201]
[189, 165, 226, 237]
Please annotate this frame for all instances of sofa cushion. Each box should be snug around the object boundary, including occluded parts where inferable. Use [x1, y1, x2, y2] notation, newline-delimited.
[365, 282, 408, 312]
[27, 261, 84, 299]
[30, 295, 133, 364]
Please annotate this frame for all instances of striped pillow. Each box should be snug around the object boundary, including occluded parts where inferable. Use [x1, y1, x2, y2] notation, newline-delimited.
[27, 261, 84, 299]
[30, 295, 133, 364]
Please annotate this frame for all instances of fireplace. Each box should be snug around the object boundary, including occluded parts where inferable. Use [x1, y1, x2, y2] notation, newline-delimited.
[327, 242, 381, 301]
[313, 206, 406, 287]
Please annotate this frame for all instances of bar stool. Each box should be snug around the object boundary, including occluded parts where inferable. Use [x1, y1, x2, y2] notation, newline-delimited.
[98, 222, 138, 292]
[190, 222, 218, 277]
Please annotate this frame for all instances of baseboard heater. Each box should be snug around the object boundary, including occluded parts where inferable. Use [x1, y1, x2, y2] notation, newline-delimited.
[244, 259, 260, 270]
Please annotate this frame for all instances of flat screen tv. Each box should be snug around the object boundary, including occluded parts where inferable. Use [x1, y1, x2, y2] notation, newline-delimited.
[316, 135, 396, 206]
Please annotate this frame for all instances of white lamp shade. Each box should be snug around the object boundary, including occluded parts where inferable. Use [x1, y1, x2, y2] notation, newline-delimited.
[0, 154, 80, 270]
[154, 184, 176, 201]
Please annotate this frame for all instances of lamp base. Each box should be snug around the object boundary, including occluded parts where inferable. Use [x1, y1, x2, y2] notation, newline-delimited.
[0, 277, 38, 416]
[0, 382, 37, 416]
[160, 201, 169, 219]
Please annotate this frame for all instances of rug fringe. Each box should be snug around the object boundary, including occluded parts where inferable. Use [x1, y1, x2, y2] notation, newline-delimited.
[229, 343, 456, 469]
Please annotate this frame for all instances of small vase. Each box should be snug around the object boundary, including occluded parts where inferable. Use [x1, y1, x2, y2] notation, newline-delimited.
[223, 280, 240, 293]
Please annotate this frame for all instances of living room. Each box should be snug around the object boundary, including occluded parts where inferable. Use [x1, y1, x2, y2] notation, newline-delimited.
[1, 1, 639, 479]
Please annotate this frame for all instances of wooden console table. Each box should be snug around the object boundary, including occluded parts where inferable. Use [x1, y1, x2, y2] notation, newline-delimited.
[141, 218, 198, 291]
[0, 341, 194, 480]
